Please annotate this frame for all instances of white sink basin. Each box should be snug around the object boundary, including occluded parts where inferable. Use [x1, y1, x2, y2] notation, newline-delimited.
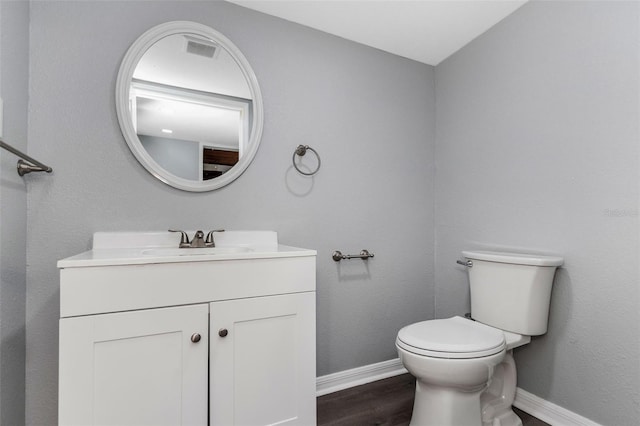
[141, 247, 253, 257]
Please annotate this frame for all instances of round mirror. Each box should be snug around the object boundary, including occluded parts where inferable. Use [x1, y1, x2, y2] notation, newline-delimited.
[116, 21, 263, 192]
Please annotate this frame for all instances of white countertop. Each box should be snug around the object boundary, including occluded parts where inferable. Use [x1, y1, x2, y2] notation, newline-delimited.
[57, 231, 316, 268]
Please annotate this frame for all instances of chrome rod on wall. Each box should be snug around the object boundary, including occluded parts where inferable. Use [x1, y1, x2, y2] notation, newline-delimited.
[332, 250, 375, 261]
[0, 139, 53, 176]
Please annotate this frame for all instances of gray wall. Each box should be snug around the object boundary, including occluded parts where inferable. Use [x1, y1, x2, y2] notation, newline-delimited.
[26, 1, 435, 423]
[434, 1, 639, 424]
[0, 1, 28, 424]
[20, 1, 639, 425]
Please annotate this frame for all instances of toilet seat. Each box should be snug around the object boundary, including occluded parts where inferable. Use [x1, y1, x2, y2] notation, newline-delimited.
[397, 316, 505, 359]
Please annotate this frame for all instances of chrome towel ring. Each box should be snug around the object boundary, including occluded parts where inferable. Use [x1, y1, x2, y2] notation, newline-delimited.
[292, 145, 321, 176]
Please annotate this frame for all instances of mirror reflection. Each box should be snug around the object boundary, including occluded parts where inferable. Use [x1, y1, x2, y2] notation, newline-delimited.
[130, 33, 253, 181]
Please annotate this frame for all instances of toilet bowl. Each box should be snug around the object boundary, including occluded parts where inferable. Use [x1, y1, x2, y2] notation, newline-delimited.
[396, 250, 563, 426]
[396, 317, 531, 426]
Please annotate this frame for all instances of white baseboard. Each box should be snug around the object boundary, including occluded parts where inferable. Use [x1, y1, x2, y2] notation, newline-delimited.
[514, 387, 602, 426]
[317, 358, 602, 426]
[316, 358, 407, 397]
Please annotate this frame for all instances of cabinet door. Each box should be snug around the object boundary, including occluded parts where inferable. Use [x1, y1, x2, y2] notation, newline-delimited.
[59, 304, 209, 426]
[210, 292, 316, 426]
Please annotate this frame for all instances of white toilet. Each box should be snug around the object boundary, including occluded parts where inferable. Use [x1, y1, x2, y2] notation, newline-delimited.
[396, 250, 563, 426]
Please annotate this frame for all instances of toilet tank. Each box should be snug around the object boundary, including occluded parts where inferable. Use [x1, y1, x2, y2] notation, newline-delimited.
[462, 251, 563, 336]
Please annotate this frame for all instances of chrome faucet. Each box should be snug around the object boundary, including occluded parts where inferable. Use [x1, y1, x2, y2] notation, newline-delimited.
[190, 230, 207, 248]
[169, 229, 225, 248]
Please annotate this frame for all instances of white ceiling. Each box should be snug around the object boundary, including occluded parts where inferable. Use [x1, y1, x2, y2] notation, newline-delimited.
[226, 0, 528, 65]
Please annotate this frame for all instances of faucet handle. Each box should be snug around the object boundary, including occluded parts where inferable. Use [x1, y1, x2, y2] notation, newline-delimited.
[169, 230, 191, 248]
[205, 229, 225, 247]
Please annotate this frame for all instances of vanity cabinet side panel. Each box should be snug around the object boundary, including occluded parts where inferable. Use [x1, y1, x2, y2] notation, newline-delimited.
[59, 304, 209, 426]
[210, 292, 317, 426]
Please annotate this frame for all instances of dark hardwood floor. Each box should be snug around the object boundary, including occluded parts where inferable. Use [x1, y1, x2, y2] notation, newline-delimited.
[317, 374, 549, 426]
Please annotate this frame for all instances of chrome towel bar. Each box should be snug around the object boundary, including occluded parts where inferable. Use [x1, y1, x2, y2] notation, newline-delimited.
[0, 139, 52, 176]
[332, 249, 374, 261]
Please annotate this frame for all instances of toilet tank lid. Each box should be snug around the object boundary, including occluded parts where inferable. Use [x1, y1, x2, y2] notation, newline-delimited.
[462, 250, 563, 267]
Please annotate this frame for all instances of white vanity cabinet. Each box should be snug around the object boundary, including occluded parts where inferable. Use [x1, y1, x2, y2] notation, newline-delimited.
[59, 304, 210, 426]
[58, 231, 316, 426]
[210, 293, 316, 426]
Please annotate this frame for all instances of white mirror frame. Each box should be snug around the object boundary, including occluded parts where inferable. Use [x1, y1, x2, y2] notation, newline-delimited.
[115, 21, 264, 192]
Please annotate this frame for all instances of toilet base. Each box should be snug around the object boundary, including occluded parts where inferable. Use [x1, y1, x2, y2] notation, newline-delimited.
[410, 381, 486, 426]
[481, 351, 521, 426]
[483, 409, 523, 426]
[402, 350, 524, 426]
[398, 346, 505, 426]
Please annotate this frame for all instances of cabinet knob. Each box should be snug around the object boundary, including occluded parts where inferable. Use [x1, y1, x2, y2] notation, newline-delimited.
[218, 328, 229, 337]
[191, 333, 201, 343]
